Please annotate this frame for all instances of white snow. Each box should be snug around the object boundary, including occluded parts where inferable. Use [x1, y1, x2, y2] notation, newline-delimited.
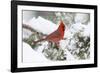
[26, 16, 57, 35]
[23, 28, 33, 39]
[65, 22, 90, 39]
[23, 42, 50, 63]
[60, 40, 75, 60]
[83, 22, 91, 36]
[75, 13, 89, 24]
[65, 49, 75, 60]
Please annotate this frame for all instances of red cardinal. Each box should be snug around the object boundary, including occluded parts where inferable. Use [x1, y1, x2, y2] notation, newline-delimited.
[32, 20, 65, 46]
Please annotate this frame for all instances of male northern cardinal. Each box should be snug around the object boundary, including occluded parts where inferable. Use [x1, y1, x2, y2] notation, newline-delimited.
[32, 20, 65, 46]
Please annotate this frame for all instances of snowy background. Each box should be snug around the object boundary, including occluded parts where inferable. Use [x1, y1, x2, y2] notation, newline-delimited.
[22, 10, 90, 63]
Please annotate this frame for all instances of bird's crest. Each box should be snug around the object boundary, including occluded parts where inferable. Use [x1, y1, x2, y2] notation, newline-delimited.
[57, 20, 65, 32]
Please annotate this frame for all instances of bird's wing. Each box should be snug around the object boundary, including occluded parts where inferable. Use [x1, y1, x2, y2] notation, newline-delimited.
[46, 31, 61, 41]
